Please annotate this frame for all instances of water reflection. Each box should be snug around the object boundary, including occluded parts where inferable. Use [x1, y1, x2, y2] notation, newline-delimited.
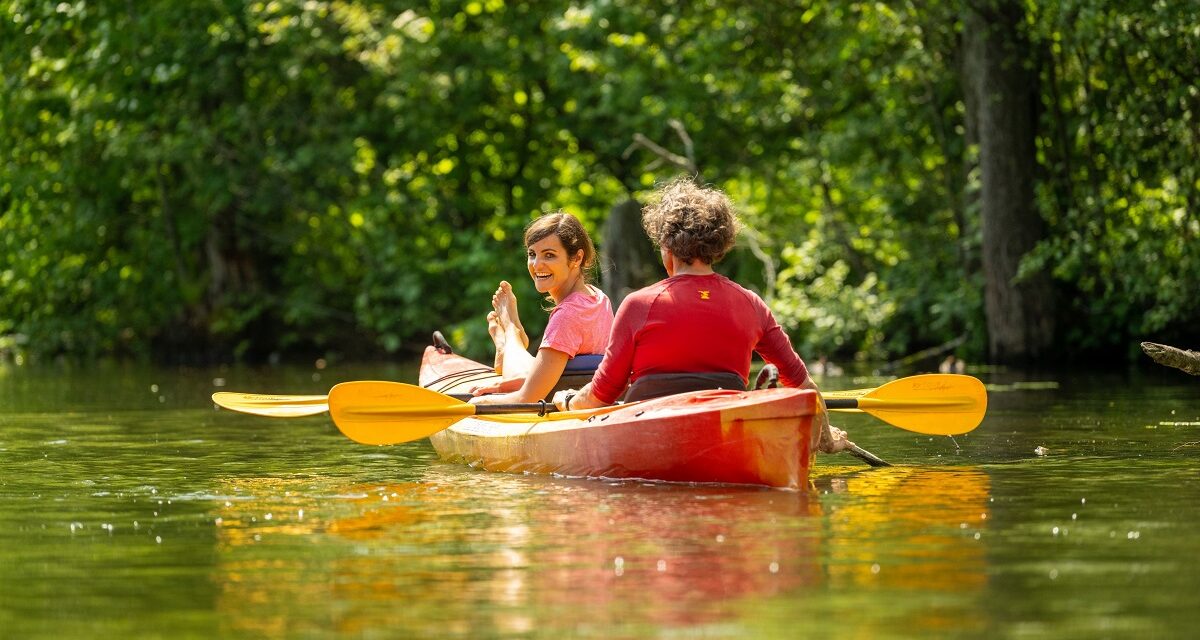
[210, 466, 991, 636]
[822, 467, 991, 585]
[817, 466, 992, 636]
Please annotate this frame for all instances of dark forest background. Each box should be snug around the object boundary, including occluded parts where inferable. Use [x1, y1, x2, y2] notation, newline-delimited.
[2, 1, 1197, 366]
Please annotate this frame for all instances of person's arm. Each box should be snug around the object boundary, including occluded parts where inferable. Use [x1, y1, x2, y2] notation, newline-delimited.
[749, 294, 850, 453]
[751, 303, 809, 388]
[470, 348, 569, 405]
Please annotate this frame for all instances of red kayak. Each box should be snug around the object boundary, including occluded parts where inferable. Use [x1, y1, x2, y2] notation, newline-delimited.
[419, 346, 818, 489]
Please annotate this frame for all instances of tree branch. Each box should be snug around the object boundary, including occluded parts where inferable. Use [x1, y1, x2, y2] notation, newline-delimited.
[1141, 342, 1200, 376]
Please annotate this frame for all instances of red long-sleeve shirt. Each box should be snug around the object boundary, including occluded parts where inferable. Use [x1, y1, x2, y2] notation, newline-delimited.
[589, 273, 810, 404]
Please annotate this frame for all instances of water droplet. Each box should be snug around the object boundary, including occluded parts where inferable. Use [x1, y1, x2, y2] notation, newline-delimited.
[768, 562, 779, 573]
[1052, 527, 1060, 535]
[1049, 569, 1058, 580]
[155, 536, 162, 544]
[298, 509, 304, 520]
[715, 534, 725, 543]
[656, 560, 667, 572]
[214, 518, 223, 526]
[265, 513, 273, 521]
[871, 564, 880, 574]
[1071, 513, 1077, 520]
[150, 384, 159, 393]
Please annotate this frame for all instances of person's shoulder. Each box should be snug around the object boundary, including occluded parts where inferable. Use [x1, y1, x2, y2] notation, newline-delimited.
[626, 279, 672, 299]
[585, 284, 612, 304]
[713, 274, 771, 310]
[613, 279, 670, 312]
[713, 273, 761, 297]
[563, 285, 613, 308]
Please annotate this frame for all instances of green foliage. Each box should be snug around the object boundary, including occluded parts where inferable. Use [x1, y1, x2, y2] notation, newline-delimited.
[1025, 0, 1200, 352]
[1, 0, 1196, 364]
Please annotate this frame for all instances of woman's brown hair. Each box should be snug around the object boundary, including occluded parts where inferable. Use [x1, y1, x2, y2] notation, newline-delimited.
[641, 177, 740, 264]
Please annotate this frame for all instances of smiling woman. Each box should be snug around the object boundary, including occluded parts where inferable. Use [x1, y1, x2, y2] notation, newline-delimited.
[469, 212, 614, 405]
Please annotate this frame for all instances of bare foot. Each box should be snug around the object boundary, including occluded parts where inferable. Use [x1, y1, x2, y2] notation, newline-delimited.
[492, 281, 529, 349]
[487, 310, 506, 374]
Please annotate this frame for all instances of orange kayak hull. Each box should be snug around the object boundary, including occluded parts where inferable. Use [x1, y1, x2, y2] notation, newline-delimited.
[421, 347, 817, 489]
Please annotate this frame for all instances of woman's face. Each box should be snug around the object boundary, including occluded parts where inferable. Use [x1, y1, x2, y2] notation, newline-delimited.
[527, 234, 581, 298]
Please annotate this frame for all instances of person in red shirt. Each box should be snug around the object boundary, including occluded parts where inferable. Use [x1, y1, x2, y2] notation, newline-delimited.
[555, 178, 851, 453]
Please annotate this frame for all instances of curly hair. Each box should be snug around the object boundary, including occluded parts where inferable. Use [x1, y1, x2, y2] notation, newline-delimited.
[640, 177, 740, 264]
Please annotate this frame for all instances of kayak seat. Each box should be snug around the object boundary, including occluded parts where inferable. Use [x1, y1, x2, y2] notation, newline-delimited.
[624, 372, 747, 402]
[563, 353, 604, 373]
[550, 353, 604, 399]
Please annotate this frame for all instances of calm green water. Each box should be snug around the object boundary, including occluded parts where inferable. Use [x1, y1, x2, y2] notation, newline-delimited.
[1, 361, 1197, 639]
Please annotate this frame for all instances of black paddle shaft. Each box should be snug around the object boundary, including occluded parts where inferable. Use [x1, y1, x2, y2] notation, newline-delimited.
[823, 398, 859, 410]
[472, 400, 558, 416]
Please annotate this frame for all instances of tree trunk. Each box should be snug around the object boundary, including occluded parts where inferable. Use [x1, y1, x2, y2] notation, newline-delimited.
[1141, 342, 1200, 376]
[601, 199, 661, 309]
[963, 0, 1056, 363]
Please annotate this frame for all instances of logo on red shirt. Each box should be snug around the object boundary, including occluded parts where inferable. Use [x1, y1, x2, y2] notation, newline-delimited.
[699, 290, 710, 300]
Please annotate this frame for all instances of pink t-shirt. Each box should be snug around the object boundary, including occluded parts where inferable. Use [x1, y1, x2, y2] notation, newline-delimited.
[539, 285, 614, 356]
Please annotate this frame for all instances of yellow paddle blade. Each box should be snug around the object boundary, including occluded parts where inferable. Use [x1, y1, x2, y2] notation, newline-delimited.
[328, 381, 477, 445]
[212, 392, 329, 417]
[828, 374, 987, 436]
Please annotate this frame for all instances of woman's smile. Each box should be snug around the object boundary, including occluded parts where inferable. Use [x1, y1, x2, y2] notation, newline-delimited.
[527, 235, 580, 301]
